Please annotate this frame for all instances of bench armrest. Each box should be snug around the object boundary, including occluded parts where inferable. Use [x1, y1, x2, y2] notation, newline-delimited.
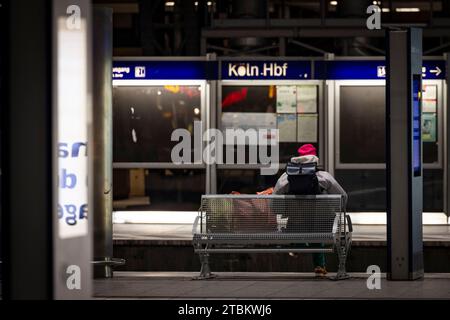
[332, 213, 353, 234]
[346, 214, 353, 233]
[192, 215, 201, 235]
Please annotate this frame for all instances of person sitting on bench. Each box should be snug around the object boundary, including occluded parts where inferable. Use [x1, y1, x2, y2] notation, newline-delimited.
[273, 144, 348, 277]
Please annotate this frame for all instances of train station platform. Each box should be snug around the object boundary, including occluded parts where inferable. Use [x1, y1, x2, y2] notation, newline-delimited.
[94, 272, 450, 299]
[112, 222, 450, 273]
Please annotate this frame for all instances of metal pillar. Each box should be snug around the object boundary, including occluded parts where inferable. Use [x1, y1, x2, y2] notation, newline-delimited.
[386, 28, 424, 280]
[446, 52, 450, 218]
[183, 0, 200, 55]
[206, 53, 217, 194]
[92, 7, 124, 278]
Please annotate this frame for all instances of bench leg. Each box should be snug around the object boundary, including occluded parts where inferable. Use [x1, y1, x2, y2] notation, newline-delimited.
[194, 252, 216, 280]
[333, 240, 350, 281]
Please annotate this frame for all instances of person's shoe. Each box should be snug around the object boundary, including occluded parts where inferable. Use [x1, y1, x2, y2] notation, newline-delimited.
[314, 266, 328, 277]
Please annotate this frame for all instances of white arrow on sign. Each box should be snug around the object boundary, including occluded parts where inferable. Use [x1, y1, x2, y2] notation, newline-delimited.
[430, 66, 442, 76]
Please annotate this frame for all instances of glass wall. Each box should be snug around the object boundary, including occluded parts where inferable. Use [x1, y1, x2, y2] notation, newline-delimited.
[113, 85, 202, 163]
[113, 83, 205, 211]
[335, 81, 443, 212]
[112, 78, 445, 213]
[113, 168, 205, 211]
[218, 82, 322, 194]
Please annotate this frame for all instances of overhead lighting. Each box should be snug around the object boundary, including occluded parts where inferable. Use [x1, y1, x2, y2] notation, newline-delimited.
[372, 1, 381, 5]
[194, 1, 212, 6]
[330, 1, 338, 5]
[382, 8, 390, 12]
[165, 1, 175, 6]
[396, 7, 420, 12]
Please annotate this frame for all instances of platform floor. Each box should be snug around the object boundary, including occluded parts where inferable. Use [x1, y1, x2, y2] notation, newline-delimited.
[95, 272, 450, 299]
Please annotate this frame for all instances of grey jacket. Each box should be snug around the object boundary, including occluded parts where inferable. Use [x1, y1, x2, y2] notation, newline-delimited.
[273, 155, 348, 207]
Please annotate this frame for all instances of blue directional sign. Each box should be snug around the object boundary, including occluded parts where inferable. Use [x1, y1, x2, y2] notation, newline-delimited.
[112, 59, 445, 81]
[422, 60, 445, 79]
[314, 60, 445, 80]
[112, 60, 218, 80]
[221, 61, 312, 80]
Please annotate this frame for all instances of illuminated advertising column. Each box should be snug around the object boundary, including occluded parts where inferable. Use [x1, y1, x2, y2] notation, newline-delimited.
[53, 0, 92, 298]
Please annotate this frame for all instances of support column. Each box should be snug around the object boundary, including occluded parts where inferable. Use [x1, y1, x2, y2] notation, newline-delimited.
[386, 28, 424, 280]
[206, 53, 217, 194]
[2, 0, 53, 299]
[2, 0, 93, 299]
[92, 7, 124, 278]
[446, 53, 450, 218]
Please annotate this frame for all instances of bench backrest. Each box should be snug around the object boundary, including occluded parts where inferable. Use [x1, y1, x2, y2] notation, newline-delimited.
[198, 194, 344, 234]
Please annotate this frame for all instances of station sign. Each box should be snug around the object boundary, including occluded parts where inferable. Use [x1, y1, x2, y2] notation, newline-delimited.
[113, 59, 445, 81]
[314, 60, 445, 80]
[112, 60, 217, 80]
[221, 61, 312, 80]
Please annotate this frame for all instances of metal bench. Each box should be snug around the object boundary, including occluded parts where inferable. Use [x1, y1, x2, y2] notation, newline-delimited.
[192, 194, 352, 280]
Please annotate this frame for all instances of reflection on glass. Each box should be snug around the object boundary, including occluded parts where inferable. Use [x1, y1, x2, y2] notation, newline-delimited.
[113, 85, 201, 162]
[222, 86, 276, 113]
[113, 169, 205, 211]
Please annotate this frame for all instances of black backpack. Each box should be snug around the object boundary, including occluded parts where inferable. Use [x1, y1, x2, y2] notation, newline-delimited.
[286, 162, 321, 195]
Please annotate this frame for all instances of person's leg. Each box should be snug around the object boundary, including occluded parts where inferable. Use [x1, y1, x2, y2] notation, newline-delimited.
[309, 243, 327, 276]
[313, 252, 325, 268]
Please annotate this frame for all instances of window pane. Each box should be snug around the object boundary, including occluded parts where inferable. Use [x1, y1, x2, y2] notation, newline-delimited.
[113, 169, 205, 211]
[335, 169, 443, 212]
[340, 86, 385, 164]
[221, 85, 320, 164]
[335, 169, 386, 212]
[113, 85, 201, 163]
[338, 85, 442, 212]
[422, 85, 438, 163]
[339, 85, 439, 164]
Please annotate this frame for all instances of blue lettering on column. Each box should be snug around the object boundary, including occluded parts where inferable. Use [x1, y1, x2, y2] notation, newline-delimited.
[58, 141, 88, 226]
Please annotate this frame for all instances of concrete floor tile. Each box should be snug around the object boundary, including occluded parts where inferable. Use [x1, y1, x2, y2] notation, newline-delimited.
[93, 273, 450, 299]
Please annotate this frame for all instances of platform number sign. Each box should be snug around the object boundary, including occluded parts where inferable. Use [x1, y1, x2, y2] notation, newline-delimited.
[377, 66, 386, 78]
[135, 66, 146, 78]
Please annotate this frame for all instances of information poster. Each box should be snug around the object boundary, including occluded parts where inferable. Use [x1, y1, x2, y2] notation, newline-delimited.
[276, 86, 297, 113]
[277, 114, 297, 142]
[422, 85, 437, 113]
[222, 112, 276, 145]
[297, 85, 317, 113]
[422, 113, 437, 142]
[222, 112, 276, 130]
[297, 114, 318, 143]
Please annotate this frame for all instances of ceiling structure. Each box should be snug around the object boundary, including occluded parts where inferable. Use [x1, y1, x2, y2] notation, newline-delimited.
[93, 0, 450, 56]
